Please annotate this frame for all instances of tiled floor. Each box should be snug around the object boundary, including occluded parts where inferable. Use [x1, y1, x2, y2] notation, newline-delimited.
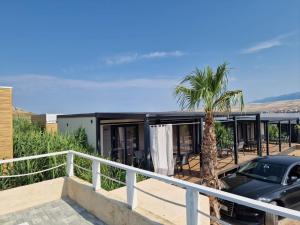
[0, 198, 106, 225]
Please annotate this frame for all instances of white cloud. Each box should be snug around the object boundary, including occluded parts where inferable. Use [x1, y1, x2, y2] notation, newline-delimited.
[103, 50, 186, 65]
[242, 39, 281, 54]
[104, 53, 139, 65]
[0, 74, 179, 92]
[241, 31, 297, 54]
[62, 51, 186, 73]
[141, 51, 185, 59]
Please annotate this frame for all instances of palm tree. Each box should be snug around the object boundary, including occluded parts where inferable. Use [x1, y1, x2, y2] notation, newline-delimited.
[174, 63, 244, 222]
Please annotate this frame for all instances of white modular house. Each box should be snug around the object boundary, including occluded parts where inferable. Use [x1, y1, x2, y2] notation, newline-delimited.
[57, 112, 206, 173]
[57, 112, 300, 173]
[58, 115, 98, 149]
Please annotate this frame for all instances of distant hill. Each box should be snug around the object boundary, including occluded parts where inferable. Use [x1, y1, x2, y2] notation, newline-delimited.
[253, 92, 300, 103]
[238, 99, 300, 113]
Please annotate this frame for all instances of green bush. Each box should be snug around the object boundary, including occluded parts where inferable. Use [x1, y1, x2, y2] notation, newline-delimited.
[0, 118, 137, 191]
[269, 124, 279, 140]
[215, 122, 233, 147]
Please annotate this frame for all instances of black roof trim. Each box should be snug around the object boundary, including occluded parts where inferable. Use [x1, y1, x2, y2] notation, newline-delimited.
[57, 111, 299, 122]
[57, 113, 98, 118]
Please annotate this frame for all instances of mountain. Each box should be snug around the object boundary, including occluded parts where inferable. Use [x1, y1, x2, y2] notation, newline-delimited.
[253, 92, 300, 103]
[240, 99, 300, 113]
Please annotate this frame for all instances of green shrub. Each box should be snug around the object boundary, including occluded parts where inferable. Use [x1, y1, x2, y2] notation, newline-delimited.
[215, 122, 233, 147]
[0, 118, 140, 191]
[269, 124, 279, 140]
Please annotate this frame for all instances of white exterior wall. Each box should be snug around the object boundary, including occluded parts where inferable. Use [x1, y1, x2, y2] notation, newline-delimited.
[58, 117, 97, 150]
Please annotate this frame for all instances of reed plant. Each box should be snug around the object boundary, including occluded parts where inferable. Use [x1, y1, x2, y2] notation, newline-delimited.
[0, 118, 145, 191]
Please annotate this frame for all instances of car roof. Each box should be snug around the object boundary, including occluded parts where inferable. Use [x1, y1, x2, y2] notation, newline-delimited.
[255, 155, 300, 166]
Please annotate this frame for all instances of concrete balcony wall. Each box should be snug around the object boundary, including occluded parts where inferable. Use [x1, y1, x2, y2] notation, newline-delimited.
[0, 177, 210, 225]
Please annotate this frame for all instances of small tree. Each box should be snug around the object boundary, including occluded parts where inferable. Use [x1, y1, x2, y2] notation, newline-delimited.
[175, 63, 244, 223]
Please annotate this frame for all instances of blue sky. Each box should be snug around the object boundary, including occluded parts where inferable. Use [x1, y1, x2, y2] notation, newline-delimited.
[0, 1, 299, 114]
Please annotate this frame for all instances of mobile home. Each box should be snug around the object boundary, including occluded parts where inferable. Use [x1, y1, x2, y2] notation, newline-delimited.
[58, 112, 300, 171]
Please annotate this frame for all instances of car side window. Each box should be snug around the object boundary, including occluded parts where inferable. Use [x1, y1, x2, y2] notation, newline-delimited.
[288, 165, 300, 182]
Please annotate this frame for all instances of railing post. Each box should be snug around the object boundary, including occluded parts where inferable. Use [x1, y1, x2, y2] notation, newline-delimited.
[66, 152, 74, 177]
[186, 188, 199, 225]
[92, 160, 101, 191]
[126, 170, 137, 210]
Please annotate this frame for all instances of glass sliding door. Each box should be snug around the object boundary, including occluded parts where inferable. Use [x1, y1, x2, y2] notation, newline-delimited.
[173, 124, 194, 154]
[111, 125, 138, 165]
[112, 126, 126, 164]
[179, 125, 193, 153]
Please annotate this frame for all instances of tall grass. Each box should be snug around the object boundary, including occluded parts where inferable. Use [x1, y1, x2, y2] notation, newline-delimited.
[0, 118, 135, 191]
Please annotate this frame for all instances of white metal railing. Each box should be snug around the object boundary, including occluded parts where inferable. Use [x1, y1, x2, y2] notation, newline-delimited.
[1, 150, 300, 225]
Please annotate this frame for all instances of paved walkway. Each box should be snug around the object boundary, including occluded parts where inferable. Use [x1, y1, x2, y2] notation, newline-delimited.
[0, 198, 106, 225]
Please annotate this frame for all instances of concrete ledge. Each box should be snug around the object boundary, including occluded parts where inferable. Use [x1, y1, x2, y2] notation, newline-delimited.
[110, 178, 210, 225]
[0, 177, 67, 215]
[0, 177, 210, 225]
[67, 176, 171, 225]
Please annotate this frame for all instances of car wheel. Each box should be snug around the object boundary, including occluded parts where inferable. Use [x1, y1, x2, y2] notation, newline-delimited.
[265, 201, 278, 225]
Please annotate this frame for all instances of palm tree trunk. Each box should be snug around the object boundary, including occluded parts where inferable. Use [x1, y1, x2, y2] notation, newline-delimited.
[200, 112, 221, 224]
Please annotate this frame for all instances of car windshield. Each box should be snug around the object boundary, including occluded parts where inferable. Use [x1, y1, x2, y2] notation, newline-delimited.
[237, 161, 287, 183]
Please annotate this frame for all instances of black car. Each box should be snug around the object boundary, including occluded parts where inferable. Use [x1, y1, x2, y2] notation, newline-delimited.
[220, 155, 300, 225]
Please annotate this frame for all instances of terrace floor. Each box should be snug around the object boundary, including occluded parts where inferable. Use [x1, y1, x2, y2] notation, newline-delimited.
[175, 143, 298, 184]
[0, 198, 106, 225]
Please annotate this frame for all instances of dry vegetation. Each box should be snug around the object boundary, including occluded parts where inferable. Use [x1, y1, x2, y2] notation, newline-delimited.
[235, 99, 300, 113]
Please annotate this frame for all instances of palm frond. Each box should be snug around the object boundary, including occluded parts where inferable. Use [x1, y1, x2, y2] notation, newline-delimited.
[174, 63, 244, 114]
[212, 62, 228, 94]
[174, 85, 194, 110]
[213, 90, 244, 113]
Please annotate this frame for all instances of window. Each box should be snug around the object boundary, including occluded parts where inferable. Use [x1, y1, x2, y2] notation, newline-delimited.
[237, 161, 287, 183]
[173, 124, 194, 154]
[288, 165, 300, 181]
[179, 125, 193, 153]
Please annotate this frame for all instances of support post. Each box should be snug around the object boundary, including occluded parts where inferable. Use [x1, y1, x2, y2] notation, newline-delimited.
[278, 122, 282, 152]
[266, 122, 270, 155]
[66, 152, 74, 177]
[256, 114, 262, 156]
[199, 117, 203, 167]
[144, 117, 151, 170]
[288, 120, 292, 147]
[245, 123, 248, 140]
[96, 117, 101, 154]
[195, 120, 199, 154]
[92, 160, 101, 191]
[177, 124, 180, 155]
[233, 116, 238, 164]
[297, 119, 300, 144]
[186, 188, 199, 225]
[193, 121, 197, 154]
[126, 170, 137, 210]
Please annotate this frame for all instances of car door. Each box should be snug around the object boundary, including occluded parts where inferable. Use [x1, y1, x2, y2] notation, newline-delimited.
[282, 164, 300, 210]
